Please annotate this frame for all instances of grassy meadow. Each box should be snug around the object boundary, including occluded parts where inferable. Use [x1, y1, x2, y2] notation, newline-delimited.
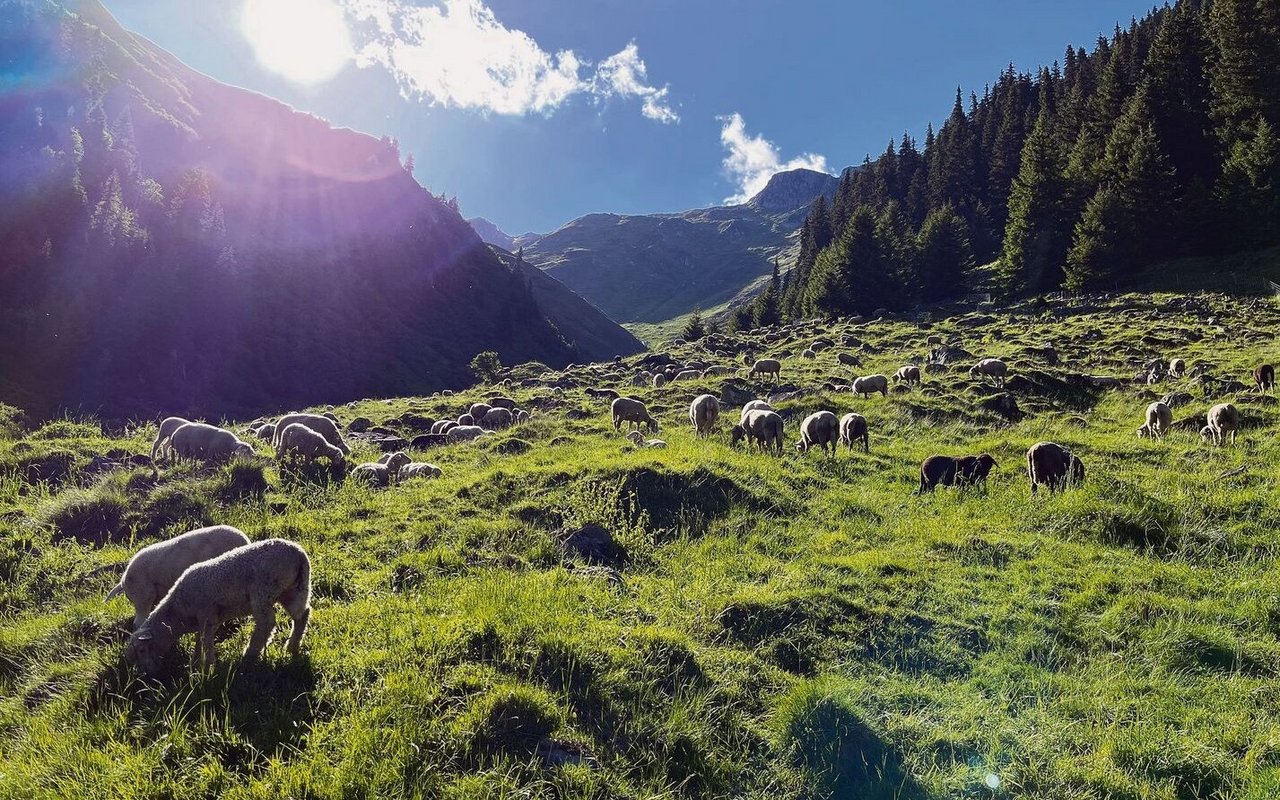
[2, 291, 1279, 799]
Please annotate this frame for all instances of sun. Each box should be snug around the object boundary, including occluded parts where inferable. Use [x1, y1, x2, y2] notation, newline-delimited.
[241, 0, 353, 85]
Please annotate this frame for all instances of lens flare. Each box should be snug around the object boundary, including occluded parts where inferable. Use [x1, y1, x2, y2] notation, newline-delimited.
[241, 0, 353, 84]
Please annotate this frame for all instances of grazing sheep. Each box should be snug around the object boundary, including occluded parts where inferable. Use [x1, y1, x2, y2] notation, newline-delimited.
[689, 394, 721, 437]
[702, 365, 733, 377]
[398, 462, 442, 481]
[674, 369, 701, 381]
[795, 411, 839, 456]
[437, 421, 459, 435]
[748, 359, 782, 382]
[1136, 401, 1173, 439]
[802, 349, 817, 360]
[893, 365, 922, 386]
[253, 423, 276, 442]
[514, 409, 530, 424]
[350, 462, 394, 487]
[611, 397, 659, 433]
[150, 416, 193, 470]
[457, 413, 475, 427]
[125, 538, 311, 674]
[273, 413, 350, 455]
[446, 425, 488, 442]
[1169, 358, 1186, 377]
[633, 372, 653, 386]
[837, 352, 862, 368]
[918, 454, 997, 493]
[106, 525, 251, 629]
[1201, 402, 1239, 445]
[852, 374, 889, 398]
[376, 451, 413, 472]
[969, 358, 1008, 387]
[652, 373, 667, 388]
[277, 423, 346, 466]
[740, 399, 773, 425]
[1026, 442, 1084, 494]
[838, 412, 869, 453]
[468, 403, 493, 421]
[169, 423, 256, 466]
[488, 397, 516, 410]
[480, 407, 514, 430]
[1255, 364, 1275, 393]
[731, 409, 785, 454]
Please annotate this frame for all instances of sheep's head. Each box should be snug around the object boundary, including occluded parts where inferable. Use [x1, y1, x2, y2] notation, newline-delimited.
[730, 425, 746, 445]
[233, 442, 256, 459]
[125, 621, 174, 674]
[972, 453, 998, 478]
[1199, 425, 1215, 442]
[1136, 425, 1150, 438]
[626, 430, 644, 444]
[1068, 455, 1085, 485]
[794, 439, 808, 452]
[384, 451, 412, 472]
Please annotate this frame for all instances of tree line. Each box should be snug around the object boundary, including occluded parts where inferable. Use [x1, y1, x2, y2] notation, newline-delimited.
[731, 0, 1279, 331]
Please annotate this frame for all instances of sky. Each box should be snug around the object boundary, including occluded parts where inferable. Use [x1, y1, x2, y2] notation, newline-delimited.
[102, 0, 1156, 235]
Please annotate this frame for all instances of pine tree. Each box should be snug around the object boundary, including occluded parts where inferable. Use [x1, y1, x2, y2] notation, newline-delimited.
[1001, 111, 1071, 293]
[1065, 186, 1126, 291]
[681, 308, 707, 341]
[1208, 0, 1280, 146]
[874, 201, 917, 305]
[916, 205, 973, 303]
[806, 207, 895, 316]
[1145, 0, 1216, 186]
[1215, 117, 1280, 248]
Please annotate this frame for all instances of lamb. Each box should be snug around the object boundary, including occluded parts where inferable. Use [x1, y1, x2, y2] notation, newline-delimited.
[1169, 358, 1186, 378]
[350, 462, 394, 487]
[398, 462, 442, 481]
[1136, 401, 1173, 439]
[626, 431, 668, 448]
[488, 397, 516, 410]
[852, 374, 889, 398]
[611, 397, 659, 433]
[652, 373, 667, 388]
[838, 412, 870, 453]
[169, 423, 256, 466]
[447, 425, 488, 442]
[1201, 402, 1239, 445]
[1255, 364, 1275, 393]
[731, 409, 785, 454]
[969, 358, 1008, 387]
[253, 422, 276, 442]
[1026, 442, 1084, 494]
[277, 423, 346, 466]
[273, 413, 350, 455]
[837, 352, 862, 368]
[893, 365, 922, 386]
[480, 407, 514, 430]
[106, 525, 251, 629]
[150, 416, 193, 470]
[125, 538, 310, 674]
[795, 411, 839, 456]
[469, 403, 493, 421]
[457, 413, 475, 427]
[376, 451, 413, 472]
[918, 454, 997, 493]
[689, 394, 721, 437]
[748, 359, 782, 382]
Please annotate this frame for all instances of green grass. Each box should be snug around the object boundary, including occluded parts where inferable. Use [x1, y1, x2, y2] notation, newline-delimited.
[2, 290, 1279, 798]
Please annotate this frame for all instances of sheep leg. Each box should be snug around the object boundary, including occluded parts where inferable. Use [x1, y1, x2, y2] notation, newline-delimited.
[243, 604, 277, 662]
[283, 605, 310, 656]
[198, 623, 218, 669]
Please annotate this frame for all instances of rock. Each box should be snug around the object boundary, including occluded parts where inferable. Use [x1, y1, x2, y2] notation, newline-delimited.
[720, 380, 756, 407]
[494, 438, 532, 456]
[979, 392, 1024, 421]
[348, 417, 373, 433]
[560, 523, 628, 567]
[410, 434, 450, 449]
[1161, 391, 1194, 408]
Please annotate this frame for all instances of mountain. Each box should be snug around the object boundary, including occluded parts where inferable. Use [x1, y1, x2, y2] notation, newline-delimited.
[467, 216, 516, 251]
[0, 0, 642, 419]
[516, 168, 837, 324]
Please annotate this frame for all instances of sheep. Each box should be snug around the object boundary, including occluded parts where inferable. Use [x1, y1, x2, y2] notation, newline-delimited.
[1026, 442, 1084, 494]
[253, 422, 276, 442]
[469, 403, 493, 421]
[748, 359, 782, 382]
[514, 409, 530, 424]
[106, 525, 251, 629]
[837, 352, 862, 368]
[852, 374, 889, 398]
[150, 416, 193, 470]
[277, 423, 346, 466]
[702, 365, 733, 377]
[611, 397, 658, 434]
[480, 407, 514, 430]
[626, 431, 667, 449]
[488, 397, 516, 410]
[1255, 364, 1275, 393]
[652, 373, 667, 388]
[457, 413, 475, 427]
[674, 369, 701, 381]
[795, 411, 839, 456]
[893, 365, 922, 386]
[689, 394, 720, 437]
[169, 422, 255, 466]
[802, 349, 817, 360]
[1169, 358, 1186, 378]
[838, 412, 869, 453]
[398, 462, 442, 481]
[125, 538, 310, 674]
[740, 399, 773, 426]
[969, 358, 1008, 387]
[430, 420, 452, 434]
[376, 451, 412, 472]
[322, 411, 339, 424]
[731, 409, 785, 454]
[918, 454, 997, 493]
[273, 413, 350, 455]
[350, 462, 394, 487]
[447, 425, 488, 442]
[1136, 401, 1173, 439]
[633, 372, 653, 386]
[1201, 402, 1239, 446]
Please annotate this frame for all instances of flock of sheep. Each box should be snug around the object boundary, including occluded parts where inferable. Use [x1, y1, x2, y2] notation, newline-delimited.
[104, 335, 1272, 676]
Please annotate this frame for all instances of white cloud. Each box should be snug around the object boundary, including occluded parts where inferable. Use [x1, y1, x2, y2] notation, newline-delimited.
[718, 112, 829, 204]
[344, 0, 677, 121]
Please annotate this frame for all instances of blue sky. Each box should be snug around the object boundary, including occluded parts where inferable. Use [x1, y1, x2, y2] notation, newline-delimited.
[103, 0, 1155, 234]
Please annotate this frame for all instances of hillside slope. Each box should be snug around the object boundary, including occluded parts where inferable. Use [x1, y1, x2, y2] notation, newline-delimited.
[518, 168, 837, 323]
[3, 288, 1279, 798]
[0, 0, 640, 420]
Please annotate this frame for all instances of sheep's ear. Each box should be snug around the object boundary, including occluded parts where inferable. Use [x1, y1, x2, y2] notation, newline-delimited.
[134, 630, 153, 641]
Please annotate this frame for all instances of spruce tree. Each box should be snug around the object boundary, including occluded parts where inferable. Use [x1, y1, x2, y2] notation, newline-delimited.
[681, 308, 707, 341]
[1215, 117, 1280, 248]
[917, 205, 973, 303]
[1208, 0, 1280, 146]
[1001, 111, 1070, 293]
[805, 207, 893, 316]
[1065, 186, 1126, 291]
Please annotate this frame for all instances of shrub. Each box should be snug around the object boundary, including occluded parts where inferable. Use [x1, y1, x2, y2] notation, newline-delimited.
[0, 404, 25, 439]
[39, 484, 129, 546]
[455, 683, 562, 756]
[30, 419, 101, 440]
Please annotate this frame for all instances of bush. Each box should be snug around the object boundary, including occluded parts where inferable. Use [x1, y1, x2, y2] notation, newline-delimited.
[29, 419, 101, 440]
[218, 458, 270, 500]
[455, 683, 562, 756]
[0, 404, 25, 439]
[39, 484, 129, 546]
[137, 482, 212, 537]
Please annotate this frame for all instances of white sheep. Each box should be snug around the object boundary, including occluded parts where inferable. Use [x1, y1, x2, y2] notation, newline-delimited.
[652, 373, 667, 388]
[1136, 401, 1173, 439]
[350, 462, 394, 487]
[469, 402, 493, 421]
[169, 423, 256, 466]
[852, 374, 889, 398]
[480, 407, 514, 430]
[689, 394, 720, 437]
[398, 462, 442, 481]
[838, 412, 869, 452]
[969, 358, 1008, 387]
[446, 425, 488, 442]
[731, 409, 785, 454]
[106, 525, 251, 629]
[796, 411, 839, 456]
[277, 423, 346, 466]
[748, 359, 782, 382]
[1201, 403, 1239, 445]
[273, 413, 350, 455]
[740, 399, 772, 425]
[611, 397, 659, 433]
[150, 416, 193, 470]
[125, 538, 311, 673]
[626, 431, 667, 449]
[893, 365, 922, 386]
[376, 451, 413, 472]
[674, 369, 701, 382]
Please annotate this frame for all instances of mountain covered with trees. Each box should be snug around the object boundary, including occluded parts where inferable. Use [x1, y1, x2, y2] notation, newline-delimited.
[0, 0, 640, 419]
[732, 0, 1279, 330]
[515, 168, 837, 324]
